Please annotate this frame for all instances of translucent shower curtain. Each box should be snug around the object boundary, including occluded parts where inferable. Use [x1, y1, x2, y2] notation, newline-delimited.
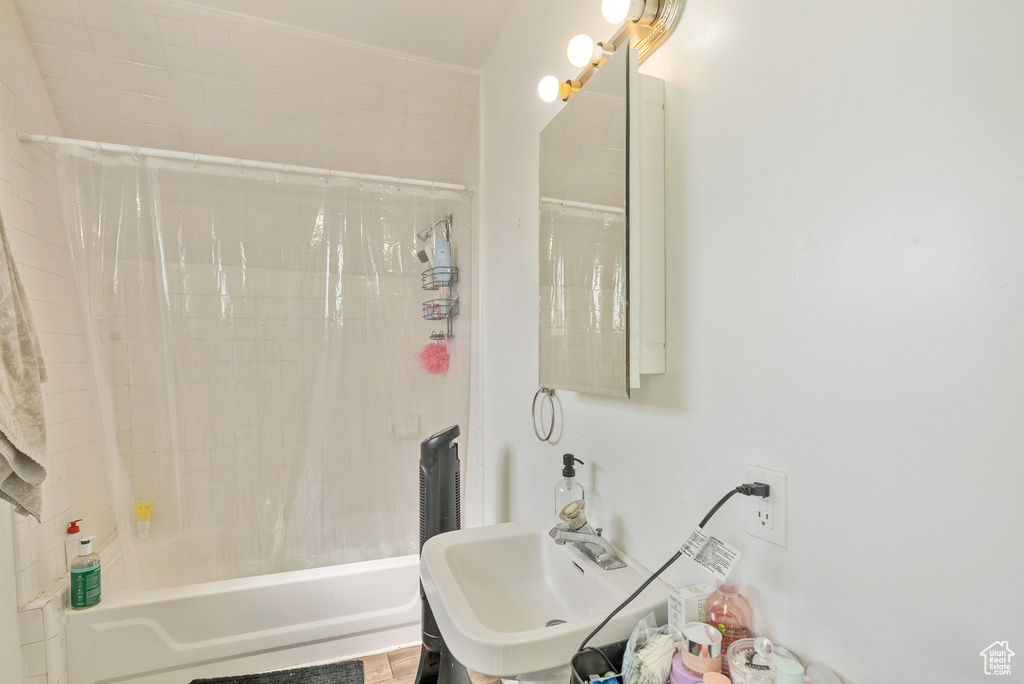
[56, 147, 472, 588]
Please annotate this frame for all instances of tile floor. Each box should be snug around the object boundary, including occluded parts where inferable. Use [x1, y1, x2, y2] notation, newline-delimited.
[361, 645, 501, 684]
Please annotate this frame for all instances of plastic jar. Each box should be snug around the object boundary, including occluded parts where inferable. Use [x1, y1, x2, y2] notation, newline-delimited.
[679, 622, 723, 675]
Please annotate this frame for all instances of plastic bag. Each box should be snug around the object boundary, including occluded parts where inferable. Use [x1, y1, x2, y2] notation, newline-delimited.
[620, 613, 677, 684]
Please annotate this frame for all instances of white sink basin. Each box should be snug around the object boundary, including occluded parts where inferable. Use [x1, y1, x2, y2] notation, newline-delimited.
[419, 520, 669, 681]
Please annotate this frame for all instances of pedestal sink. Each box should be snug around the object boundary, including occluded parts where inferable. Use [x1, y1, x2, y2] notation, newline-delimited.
[419, 520, 670, 682]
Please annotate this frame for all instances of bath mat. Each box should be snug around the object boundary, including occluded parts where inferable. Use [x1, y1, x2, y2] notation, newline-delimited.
[190, 659, 363, 684]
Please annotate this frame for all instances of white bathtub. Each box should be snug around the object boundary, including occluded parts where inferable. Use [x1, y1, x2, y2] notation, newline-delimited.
[65, 543, 421, 683]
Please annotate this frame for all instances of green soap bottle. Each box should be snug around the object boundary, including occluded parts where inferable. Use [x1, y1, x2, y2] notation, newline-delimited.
[70, 536, 100, 609]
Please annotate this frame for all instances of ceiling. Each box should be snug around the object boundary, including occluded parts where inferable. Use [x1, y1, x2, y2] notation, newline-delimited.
[178, 0, 518, 70]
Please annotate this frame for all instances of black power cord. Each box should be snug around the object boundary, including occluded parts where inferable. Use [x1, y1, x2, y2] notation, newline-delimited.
[576, 482, 770, 654]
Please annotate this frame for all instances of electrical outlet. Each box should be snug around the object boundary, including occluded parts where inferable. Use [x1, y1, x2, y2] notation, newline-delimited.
[745, 466, 787, 548]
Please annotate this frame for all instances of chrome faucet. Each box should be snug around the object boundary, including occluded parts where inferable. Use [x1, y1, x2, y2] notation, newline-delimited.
[549, 525, 627, 570]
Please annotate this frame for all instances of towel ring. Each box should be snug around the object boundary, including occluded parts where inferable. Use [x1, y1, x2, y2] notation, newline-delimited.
[532, 387, 557, 442]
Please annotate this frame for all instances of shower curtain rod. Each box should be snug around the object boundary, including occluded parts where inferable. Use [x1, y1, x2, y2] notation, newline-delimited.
[540, 196, 625, 215]
[18, 132, 472, 193]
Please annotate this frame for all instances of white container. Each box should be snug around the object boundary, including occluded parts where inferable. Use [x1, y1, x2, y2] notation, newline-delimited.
[668, 582, 716, 636]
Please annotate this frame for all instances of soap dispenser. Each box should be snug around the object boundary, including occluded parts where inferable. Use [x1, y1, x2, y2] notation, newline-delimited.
[554, 454, 584, 521]
[65, 519, 83, 569]
[70, 537, 101, 609]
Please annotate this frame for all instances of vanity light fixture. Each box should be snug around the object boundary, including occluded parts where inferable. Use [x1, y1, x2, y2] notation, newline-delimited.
[601, 0, 659, 26]
[567, 34, 615, 68]
[537, 0, 681, 102]
[538, 76, 582, 103]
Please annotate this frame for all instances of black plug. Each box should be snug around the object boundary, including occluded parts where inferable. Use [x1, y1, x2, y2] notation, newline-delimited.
[738, 482, 770, 498]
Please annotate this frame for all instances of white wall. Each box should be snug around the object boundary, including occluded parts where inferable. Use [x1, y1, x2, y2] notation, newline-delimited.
[14, 0, 479, 185]
[480, 1, 1024, 681]
[2, 0, 115, 621]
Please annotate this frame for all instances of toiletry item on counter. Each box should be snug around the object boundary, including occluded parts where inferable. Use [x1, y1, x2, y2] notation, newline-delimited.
[622, 613, 675, 684]
[773, 657, 804, 684]
[65, 518, 83, 568]
[136, 502, 152, 539]
[804, 665, 841, 684]
[630, 633, 676, 684]
[70, 537, 100, 609]
[555, 454, 585, 522]
[704, 580, 754, 676]
[702, 674, 730, 684]
[668, 583, 716, 636]
[590, 674, 621, 684]
[726, 637, 803, 684]
[679, 622, 723, 675]
[669, 653, 704, 684]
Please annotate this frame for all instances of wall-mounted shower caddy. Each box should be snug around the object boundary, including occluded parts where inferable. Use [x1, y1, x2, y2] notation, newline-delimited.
[420, 214, 459, 341]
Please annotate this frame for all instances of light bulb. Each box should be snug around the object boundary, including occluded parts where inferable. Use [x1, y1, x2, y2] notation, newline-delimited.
[538, 76, 561, 103]
[602, 0, 657, 25]
[567, 34, 596, 68]
[602, 0, 631, 23]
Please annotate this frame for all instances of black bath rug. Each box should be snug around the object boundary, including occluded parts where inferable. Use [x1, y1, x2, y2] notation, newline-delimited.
[189, 659, 363, 684]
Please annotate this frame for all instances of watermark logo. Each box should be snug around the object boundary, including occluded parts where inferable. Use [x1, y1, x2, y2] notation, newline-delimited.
[980, 641, 1014, 676]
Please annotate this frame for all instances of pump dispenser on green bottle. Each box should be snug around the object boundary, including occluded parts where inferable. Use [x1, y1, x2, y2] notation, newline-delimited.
[70, 537, 101, 609]
[554, 454, 585, 521]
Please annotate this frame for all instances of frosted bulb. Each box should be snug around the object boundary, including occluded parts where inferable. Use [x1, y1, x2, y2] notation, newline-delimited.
[538, 76, 561, 102]
[602, 0, 630, 23]
[567, 34, 596, 68]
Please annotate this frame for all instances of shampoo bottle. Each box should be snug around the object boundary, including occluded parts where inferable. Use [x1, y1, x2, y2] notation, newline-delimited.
[433, 236, 451, 282]
[554, 454, 584, 521]
[70, 537, 101, 609]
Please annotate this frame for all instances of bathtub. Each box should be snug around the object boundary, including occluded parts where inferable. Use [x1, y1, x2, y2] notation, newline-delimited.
[65, 537, 421, 683]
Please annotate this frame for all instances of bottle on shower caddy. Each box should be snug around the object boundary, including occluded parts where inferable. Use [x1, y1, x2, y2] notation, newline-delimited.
[433, 233, 451, 282]
[554, 454, 585, 522]
[70, 537, 101, 609]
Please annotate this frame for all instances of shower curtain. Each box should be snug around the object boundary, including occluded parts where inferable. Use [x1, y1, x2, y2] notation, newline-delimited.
[56, 147, 473, 588]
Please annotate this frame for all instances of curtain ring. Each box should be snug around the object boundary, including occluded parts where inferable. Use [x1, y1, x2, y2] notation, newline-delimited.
[237, 158, 244, 175]
[193, 153, 199, 170]
[532, 387, 556, 442]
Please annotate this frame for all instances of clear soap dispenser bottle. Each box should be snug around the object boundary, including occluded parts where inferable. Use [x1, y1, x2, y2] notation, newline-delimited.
[70, 537, 101, 609]
[554, 454, 584, 521]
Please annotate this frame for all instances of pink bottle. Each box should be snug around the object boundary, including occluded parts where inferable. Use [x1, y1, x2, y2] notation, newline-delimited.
[703, 580, 754, 677]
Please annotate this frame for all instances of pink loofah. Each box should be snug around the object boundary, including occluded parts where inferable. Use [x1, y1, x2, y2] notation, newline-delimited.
[417, 341, 450, 374]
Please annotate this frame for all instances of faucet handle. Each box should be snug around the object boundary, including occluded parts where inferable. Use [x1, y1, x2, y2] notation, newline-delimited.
[595, 528, 603, 537]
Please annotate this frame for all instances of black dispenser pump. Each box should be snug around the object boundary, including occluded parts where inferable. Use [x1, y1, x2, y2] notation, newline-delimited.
[555, 454, 586, 522]
[562, 454, 583, 477]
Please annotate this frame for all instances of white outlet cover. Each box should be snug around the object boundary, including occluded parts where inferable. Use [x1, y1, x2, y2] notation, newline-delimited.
[745, 465, 787, 548]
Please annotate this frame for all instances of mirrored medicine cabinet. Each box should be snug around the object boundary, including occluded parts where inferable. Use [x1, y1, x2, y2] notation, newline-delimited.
[539, 46, 665, 398]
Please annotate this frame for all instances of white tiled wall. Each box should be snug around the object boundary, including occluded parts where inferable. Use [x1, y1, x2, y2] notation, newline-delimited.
[18, 584, 65, 684]
[1, 0, 114, 617]
[539, 90, 626, 209]
[14, 0, 479, 185]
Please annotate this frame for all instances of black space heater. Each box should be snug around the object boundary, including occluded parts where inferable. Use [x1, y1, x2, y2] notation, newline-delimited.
[414, 425, 471, 684]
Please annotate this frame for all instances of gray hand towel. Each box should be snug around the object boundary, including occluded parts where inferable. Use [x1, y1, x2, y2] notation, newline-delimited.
[0, 208, 47, 522]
